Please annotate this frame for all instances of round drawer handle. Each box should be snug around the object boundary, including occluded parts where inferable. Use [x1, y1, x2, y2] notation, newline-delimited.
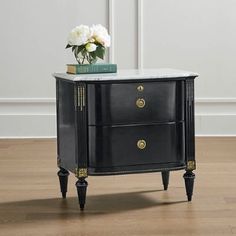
[137, 139, 146, 150]
[136, 98, 145, 108]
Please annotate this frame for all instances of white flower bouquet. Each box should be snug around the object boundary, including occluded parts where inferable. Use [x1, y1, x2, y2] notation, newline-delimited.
[66, 24, 111, 64]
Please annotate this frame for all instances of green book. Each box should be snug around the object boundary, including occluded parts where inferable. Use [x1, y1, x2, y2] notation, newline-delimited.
[67, 63, 117, 74]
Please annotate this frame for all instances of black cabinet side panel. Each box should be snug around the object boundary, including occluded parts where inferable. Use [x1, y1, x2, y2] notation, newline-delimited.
[56, 79, 76, 172]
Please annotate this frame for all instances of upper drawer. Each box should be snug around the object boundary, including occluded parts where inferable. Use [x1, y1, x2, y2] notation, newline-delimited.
[87, 81, 184, 125]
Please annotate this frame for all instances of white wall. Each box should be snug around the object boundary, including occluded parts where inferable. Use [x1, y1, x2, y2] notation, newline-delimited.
[0, 0, 108, 137]
[0, 0, 235, 137]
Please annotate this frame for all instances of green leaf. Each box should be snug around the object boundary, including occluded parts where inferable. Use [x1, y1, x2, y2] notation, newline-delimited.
[73, 45, 85, 57]
[81, 49, 86, 57]
[66, 44, 72, 49]
[78, 45, 84, 52]
[90, 51, 97, 59]
[96, 45, 105, 59]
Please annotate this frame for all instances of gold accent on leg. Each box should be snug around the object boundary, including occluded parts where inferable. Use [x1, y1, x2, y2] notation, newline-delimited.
[75, 168, 88, 178]
[187, 161, 196, 170]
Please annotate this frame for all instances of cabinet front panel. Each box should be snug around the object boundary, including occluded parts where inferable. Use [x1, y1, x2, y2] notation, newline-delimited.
[89, 122, 185, 168]
[87, 81, 184, 125]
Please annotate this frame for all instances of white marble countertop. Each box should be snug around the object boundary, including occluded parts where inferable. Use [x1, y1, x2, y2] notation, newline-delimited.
[53, 68, 198, 82]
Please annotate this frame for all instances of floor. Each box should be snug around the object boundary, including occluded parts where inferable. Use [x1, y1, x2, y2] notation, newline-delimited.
[0, 138, 235, 236]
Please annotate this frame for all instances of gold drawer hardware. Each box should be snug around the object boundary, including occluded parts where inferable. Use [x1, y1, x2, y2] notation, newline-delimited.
[136, 98, 145, 108]
[137, 139, 146, 150]
[137, 85, 144, 92]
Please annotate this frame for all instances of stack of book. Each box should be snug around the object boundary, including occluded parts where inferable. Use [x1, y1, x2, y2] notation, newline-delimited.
[67, 63, 117, 74]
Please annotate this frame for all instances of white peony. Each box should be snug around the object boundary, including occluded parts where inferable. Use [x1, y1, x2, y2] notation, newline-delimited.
[67, 25, 92, 46]
[91, 24, 111, 47]
[85, 43, 97, 52]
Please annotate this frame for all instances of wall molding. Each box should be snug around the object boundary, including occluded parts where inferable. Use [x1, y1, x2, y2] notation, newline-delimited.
[137, 0, 143, 69]
[0, 98, 55, 115]
[195, 98, 236, 103]
[0, 98, 55, 103]
[1, 97, 236, 104]
[1, 97, 234, 117]
[195, 98, 236, 116]
[0, 97, 236, 137]
[108, 0, 115, 63]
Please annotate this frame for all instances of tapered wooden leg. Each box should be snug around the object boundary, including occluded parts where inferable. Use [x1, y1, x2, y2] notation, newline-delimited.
[183, 171, 195, 201]
[57, 167, 69, 199]
[76, 178, 88, 210]
[161, 171, 170, 190]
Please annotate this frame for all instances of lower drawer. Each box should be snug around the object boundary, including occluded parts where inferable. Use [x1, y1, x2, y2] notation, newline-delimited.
[88, 122, 185, 169]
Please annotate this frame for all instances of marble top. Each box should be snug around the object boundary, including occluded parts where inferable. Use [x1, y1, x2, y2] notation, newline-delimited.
[53, 68, 198, 82]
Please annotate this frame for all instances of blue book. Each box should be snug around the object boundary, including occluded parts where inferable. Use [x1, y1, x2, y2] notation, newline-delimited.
[67, 63, 117, 74]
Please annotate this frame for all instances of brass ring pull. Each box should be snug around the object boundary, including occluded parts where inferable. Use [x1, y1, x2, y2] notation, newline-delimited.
[137, 139, 146, 150]
[136, 98, 145, 108]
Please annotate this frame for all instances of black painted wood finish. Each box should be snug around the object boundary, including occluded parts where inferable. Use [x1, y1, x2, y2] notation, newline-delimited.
[161, 171, 170, 191]
[55, 75, 197, 210]
[87, 81, 184, 125]
[183, 171, 195, 201]
[76, 178, 88, 210]
[57, 167, 69, 198]
[89, 122, 185, 170]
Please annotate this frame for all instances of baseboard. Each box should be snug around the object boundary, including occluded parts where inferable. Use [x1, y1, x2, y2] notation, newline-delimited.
[0, 98, 56, 137]
[195, 114, 236, 136]
[0, 114, 56, 137]
[0, 136, 56, 139]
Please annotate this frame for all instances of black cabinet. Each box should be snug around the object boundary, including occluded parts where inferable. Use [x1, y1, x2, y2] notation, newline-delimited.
[54, 69, 198, 210]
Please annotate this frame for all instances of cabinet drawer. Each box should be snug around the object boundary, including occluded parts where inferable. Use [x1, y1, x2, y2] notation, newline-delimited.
[89, 122, 185, 168]
[87, 81, 184, 125]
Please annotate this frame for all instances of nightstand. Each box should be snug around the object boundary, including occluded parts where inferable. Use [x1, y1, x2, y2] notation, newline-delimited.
[53, 69, 198, 210]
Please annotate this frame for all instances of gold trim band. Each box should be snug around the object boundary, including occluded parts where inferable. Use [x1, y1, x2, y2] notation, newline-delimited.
[75, 168, 88, 178]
